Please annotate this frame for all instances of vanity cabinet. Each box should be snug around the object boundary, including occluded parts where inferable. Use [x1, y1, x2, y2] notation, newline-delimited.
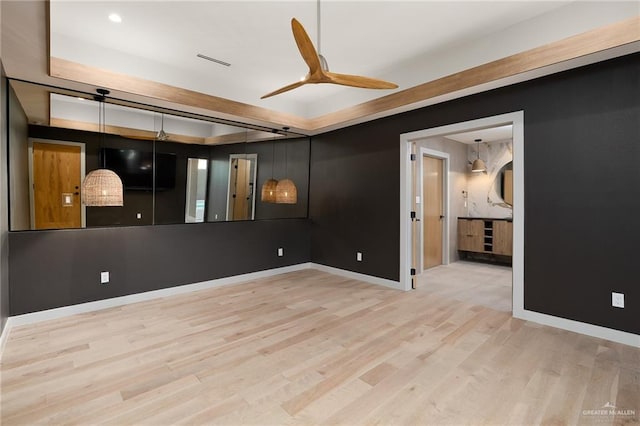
[457, 218, 512, 258]
[458, 219, 484, 252]
[492, 220, 513, 255]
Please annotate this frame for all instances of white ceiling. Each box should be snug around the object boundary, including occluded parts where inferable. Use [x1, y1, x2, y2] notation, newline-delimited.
[445, 125, 512, 144]
[49, 1, 639, 120]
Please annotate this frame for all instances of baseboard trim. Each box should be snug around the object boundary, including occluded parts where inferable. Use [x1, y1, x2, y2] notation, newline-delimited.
[0, 262, 399, 351]
[515, 308, 640, 348]
[309, 263, 403, 290]
[0, 318, 13, 358]
[6, 263, 312, 329]
[2, 263, 636, 357]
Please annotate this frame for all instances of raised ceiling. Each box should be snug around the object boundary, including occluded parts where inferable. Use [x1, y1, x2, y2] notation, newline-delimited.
[3, 1, 639, 134]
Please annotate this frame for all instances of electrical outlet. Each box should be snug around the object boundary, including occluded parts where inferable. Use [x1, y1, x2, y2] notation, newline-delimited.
[357, 252, 363, 261]
[612, 292, 624, 308]
[100, 271, 109, 284]
[136, 213, 142, 219]
[277, 248, 284, 257]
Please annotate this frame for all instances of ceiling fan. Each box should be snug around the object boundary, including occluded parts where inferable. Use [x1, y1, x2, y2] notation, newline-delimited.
[261, 17, 398, 99]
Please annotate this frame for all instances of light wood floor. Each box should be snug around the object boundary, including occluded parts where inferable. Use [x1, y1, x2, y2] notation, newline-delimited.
[1, 265, 638, 425]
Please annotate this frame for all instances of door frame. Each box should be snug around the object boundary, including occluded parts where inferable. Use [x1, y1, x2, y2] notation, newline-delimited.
[419, 148, 450, 271]
[400, 111, 524, 318]
[28, 138, 86, 229]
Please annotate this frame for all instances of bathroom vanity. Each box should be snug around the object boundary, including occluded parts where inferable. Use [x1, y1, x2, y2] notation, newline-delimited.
[458, 217, 512, 263]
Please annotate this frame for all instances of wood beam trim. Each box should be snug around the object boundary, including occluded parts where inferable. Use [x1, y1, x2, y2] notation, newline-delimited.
[47, 17, 638, 134]
[49, 118, 206, 145]
[308, 16, 640, 131]
[49, 57, 311, 131]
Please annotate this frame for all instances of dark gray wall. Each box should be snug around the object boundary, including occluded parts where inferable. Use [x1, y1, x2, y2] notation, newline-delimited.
[8, 84, 29, 230]
[1, 66, 10, 334]
[309, 53, 639, 335]
[9, 218, 310, 315]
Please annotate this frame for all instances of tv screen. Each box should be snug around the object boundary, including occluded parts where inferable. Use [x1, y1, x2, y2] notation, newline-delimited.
[100, 148, 176, 190]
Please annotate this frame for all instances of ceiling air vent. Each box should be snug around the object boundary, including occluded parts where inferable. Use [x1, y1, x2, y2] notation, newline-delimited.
[196, 53, 231, 67]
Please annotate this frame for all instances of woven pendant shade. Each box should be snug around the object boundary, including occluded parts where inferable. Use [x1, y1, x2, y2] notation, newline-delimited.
[261, 178, 278, 203]
[82, 169, 124, 206]
[471, 158, 486, 173]
[276, 178, 297, 204]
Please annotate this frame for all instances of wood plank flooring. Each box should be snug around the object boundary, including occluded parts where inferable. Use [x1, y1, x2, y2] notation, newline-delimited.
[1, 265, 638, 425]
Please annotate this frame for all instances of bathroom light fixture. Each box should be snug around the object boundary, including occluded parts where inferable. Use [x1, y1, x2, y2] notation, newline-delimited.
[81, 89, 124, 206]
[471, 138, 486, 173]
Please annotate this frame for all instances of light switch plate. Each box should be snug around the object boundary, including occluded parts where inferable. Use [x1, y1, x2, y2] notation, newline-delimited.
[612, 292, 624, 308]
[277, 248, 283, 257]
[357, 252, 363, 261]
[100, 271, 109, 284]
[136, 213, 142, 219]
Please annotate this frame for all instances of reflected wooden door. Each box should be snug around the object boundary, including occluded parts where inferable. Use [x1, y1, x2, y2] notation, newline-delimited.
[422, 156, 443, 269]
[33, 142, 82, 229]
[230, 158, 251, 220]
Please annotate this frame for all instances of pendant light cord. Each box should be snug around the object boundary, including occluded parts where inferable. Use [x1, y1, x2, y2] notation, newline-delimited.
[317, 0, 321, 54]
[271, 133, 276, 179]
[100, 98, 106, 168]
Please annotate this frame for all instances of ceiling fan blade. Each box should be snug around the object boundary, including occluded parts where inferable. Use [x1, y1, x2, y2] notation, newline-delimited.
[261, 80, 307, 99]
[291, 18, 322, 74]
[326, 71, 398, 90]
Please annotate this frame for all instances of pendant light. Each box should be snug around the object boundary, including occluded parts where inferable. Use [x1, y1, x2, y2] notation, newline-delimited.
[471, 138, 486, 173]
[156, 113, 169, 141]
[276, 128, 297, 204]
[81, 89, 124, 206]
[261, 130, 278, 203]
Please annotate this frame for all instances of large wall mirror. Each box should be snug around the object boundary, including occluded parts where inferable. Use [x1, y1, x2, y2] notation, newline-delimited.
[7, 80, 310, 231]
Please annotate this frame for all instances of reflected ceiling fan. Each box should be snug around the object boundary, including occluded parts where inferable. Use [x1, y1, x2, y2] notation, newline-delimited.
[261, 8, 398, 99]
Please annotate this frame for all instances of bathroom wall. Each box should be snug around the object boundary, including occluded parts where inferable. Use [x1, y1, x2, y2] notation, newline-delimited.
[466, 139, 513, 218]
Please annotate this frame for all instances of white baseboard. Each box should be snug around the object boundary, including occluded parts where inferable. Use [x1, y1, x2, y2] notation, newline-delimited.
[0, 262, 398, 358]
[309, 263, 403, 290]
[514, 308, 640, 348]
[6, 263, 312, 330]
[2, 263, 636, 358]
[0, 317, 13, 357]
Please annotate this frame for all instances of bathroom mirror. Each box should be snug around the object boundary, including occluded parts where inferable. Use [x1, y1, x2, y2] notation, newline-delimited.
[7, 79, 310, 231]
[498, 161, 513, 206]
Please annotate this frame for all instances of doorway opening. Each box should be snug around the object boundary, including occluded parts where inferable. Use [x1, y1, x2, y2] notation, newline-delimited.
[400, 111, 524, 318]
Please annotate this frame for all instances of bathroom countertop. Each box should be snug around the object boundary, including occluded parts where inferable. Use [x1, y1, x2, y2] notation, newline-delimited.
[458, 216, 512, 222]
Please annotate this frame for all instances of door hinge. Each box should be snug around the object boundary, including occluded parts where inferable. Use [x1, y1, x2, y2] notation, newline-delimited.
[410, 154, 416, 161]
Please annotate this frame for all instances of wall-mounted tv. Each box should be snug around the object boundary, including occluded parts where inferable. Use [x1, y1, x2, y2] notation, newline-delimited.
[100, 148, 176, 191]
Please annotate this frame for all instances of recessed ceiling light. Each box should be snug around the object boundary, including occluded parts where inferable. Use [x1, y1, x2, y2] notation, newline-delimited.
[108, 13, 122, 23]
